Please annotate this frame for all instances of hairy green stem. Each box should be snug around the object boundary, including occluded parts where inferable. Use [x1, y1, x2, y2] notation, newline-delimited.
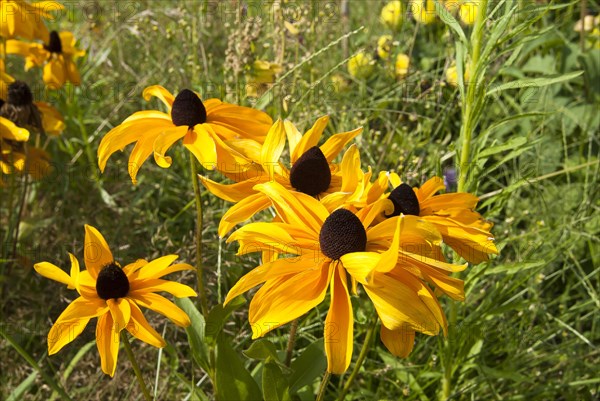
[285, 319, 299, 367]
[121, 332, 152, 401]
[337, 317, 377, 401]
[189, 154, 209, 317]
[316, 371, 331, 401]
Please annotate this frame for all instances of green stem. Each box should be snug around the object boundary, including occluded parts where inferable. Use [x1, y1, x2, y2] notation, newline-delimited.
[315, 371, 331, 401]
[284, 319, 299, 367]
[337, 317, 377, 401]
[121, 332, 152, 401]
[189, 154, 209, 317]
[0, 325, 73, 401]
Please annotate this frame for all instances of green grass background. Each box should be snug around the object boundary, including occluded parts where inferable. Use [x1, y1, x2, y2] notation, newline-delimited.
[1, 0, 599, 400]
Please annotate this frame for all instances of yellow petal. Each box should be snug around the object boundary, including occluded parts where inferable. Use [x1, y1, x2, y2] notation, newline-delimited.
[198, 175, 261, 203]
[122, 259, 148, 276]
[84, 225, 113, 279]
[416, 176, 445, 201]
[129, 279, 197, 298]
[250, 262, 332, 338]
[68, 252, 79, 290]
[324, 264, 353, 374]
[126, 302, 166, 348]
[47, 317, 90, 355]
[52, 296, 108, 323]
[128, 292, 191, 327]
[260, 119, 286, 180]
[129, 255, 179, 281]
[205, 102, 273, 140]
[225, 256, 322, 305]
[338, 144, 362, 193]
[0, 116, 29, 141]
[291, 115, 329, 163]
[340, 252, 381, 285]
[96, 313, 120, 377]
[152, 126, 188, 168]
[284, 120, 302, 158]
[34, 261, 73, 288]
[43, 58, 66, 88]
[107, 298, 131, 332]
[219, 193, 273, 237]
[320, 126, 362, 162]
[183, 125, 217, 170]
[143, 85, 174, 109]
[380, 325, 415, 358]
[419, 193, 479, 214]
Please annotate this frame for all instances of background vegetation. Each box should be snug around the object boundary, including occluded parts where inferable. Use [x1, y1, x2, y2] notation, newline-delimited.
[1, 0, 598, 400]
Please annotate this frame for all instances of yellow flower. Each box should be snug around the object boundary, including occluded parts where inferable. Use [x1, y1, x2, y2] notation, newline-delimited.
[395, 53, 410, 78]
[6, 31, 85, 88]
[382, 175, 499, 263]
[411, 0, 437, 24]
[225, 181, 464, 373]
[198, 116, 362, 236]
[0, 114, 29, 142]
[245, 60, 282, 98]
[574, 15, 597, 33]
[380, 1, 403, 32]
[98, 85, 273, 184]
[34, 225, 197, 377]
[348, 51, 374, 80]
[377, 35, 393, 60]
[459, 1, 480, 25]
[0, 0, 63, 41]
[445, 62, 471, 86]
[11, 145, 51, 179]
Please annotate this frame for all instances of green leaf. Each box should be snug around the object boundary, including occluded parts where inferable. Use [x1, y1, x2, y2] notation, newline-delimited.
[484, 260, 545, 275]
[175, 298, 210, 373]
[205, 297, 246, 345]
[262, 361, 292, 401]
[7, 371, 37, 401]
[244, 338, 281, 362]
[486, 71, 583, 96]
[215, 335, 262, 401]
[476, 137, 529, 159]
[288, 340, 327, 394]
[435, 1, 467, 45]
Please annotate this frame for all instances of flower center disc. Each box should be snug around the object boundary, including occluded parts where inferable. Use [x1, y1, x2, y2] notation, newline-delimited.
[45, 31, 63, 54]
[289, 146, 331, 196]
[319, 209, 367, 260]
[171, 89, 207, 127]
[7, 81, 33, 106]
[96, 262, 130, 300]
[387, 183, 420, 217]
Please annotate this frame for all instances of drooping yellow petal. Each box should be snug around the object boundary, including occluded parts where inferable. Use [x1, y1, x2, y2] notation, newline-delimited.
[34, 262, 73, 288]
[250, 262, 332, 338]
[198, 175, 262, 203]
[107, 298, 132, 332]
[218, 193, 273, 238]
[380, 325, 415, 358]
[47, 317, 90, 355]
[291, 115, 329, 163]
[340, 252, 381, 285]
[128, 292, 191, 327]
[0, 117, 29, 141]
[153, 126, 189, 168]
[183, 125, 217, 170]
[225, 257, 322, 305]
[260, 119, 286, 180]
[43, 58, 66, 88]
[320, 127, 362, 162]
[143, 85, 175, 109]
[84, 225, 113, 279]
[129, 279, 197, 298]
[127, 136, 155, 184]
[96, 312, 120, 377]
[126, 302, 166, 348]
[324, 264, 353, 374]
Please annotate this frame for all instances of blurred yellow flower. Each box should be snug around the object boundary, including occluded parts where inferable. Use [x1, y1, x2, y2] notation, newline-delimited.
[380, 1, 403, 32]
[377, 35, 393, 60]
[34, 225, 197, 377]
[0, 0, 63, 41]
[245, 60, 282, 97]
[574, 15, 597, 33]
[411, 0, 437, 24]
[348, 51, 374, 80]
[7, 31, 85, 88]
[330, 73, 349, 93]
[395, 53, 410, 78]
[459, 1, 480, 25]
[445, 62, 471, 86]
[35, 101, 65, 135]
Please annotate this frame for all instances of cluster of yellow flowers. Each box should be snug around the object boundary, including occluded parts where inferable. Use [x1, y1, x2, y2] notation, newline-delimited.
[0, 0, 82, 183]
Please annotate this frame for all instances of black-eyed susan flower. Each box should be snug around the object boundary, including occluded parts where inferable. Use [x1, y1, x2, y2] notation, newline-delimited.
[199, 116, 362, 236]
[348, 51, 375, 80]
[6, 31, 85, 88]
[382, 175, 498, 264]
[34, 225, 197, 377]
[0, 81, 44, 133]
[0, 0, 62, 41]
[380, 1, 403, 32]
[0, 115, 29, 178]
[225, 181, 464, 373]
[98, 85, 273, 184]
